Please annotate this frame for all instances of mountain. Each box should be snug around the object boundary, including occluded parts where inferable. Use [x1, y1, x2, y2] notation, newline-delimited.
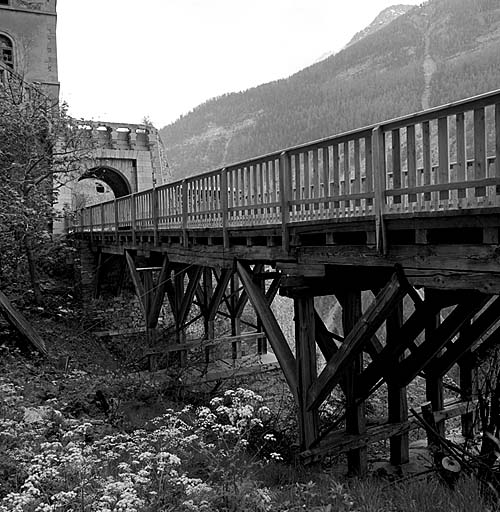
[311, 5, 413, 73]
[160, 0, 500, 180]
[346, 4, 415, 47]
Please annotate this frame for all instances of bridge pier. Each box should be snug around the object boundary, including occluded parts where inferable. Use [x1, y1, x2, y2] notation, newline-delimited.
[386, 302, 409, 466]
[75, 241, 99, 302]
[294, 296, 320, 451]
[342, 290, 368, 476]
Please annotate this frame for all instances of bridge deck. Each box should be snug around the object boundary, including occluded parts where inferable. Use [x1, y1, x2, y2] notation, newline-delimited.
[74, 89, 500, 292]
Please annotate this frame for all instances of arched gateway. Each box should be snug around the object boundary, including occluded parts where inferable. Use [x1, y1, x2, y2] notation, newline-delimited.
[78, 166, 132, 198]
[55, 122, 169, 233]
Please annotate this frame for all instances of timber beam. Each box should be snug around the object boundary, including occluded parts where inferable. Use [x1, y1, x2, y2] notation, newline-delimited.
[386, 301, 409, 465]
[178, 266, 204, 326]
[147, 257, 171, 328]
[307, 270, 410, 412]
[395, 293, 490, 387]
[296, 245, 500, 293]
[301, 421, 417, 465]
[342, 290, 367, 476]
[355, 302, 440, 402]
[314, 310, 342, 360]
[237, 261, 298, 401]
[473, 322, 500, 364]
[295, 297, 320, 450]
[207, 269, 233, 322]
[298, 244, 500, 273]
[427, 295, 500, 377]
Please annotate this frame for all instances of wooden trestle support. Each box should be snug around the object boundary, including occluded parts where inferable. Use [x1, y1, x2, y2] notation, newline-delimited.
[89, 248, 500, 476]
[77, 90, 500, 475]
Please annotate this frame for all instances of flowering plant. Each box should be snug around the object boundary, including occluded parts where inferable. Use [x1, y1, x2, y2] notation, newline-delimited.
[0, 380, 279, 512]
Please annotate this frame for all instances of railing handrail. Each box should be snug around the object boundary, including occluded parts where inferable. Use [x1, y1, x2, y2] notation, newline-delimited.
[73, 88, 500, 247]
[80, 87, 500, 211]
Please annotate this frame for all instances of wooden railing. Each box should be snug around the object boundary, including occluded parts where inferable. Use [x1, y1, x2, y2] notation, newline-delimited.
[73, 89, 500, 244]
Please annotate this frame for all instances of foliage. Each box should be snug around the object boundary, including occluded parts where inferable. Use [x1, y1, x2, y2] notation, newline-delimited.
[0, 369, 283, 512]
[0, 76, 93, 303]
[0, 343, 495, 512]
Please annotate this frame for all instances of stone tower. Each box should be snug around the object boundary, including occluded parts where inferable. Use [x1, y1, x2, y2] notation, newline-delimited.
[0, 0, 170, 233]
[0, 0, 59, 98]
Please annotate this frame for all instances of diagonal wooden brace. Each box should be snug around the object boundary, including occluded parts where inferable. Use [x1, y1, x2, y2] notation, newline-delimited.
[307, 271, 408, 411]
[237, 261, 298, 401]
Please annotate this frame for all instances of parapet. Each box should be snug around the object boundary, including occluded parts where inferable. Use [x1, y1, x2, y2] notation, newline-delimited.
[80, 122, 162, 152]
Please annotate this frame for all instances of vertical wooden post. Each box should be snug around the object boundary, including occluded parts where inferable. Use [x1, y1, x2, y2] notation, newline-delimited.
[342, 290, 367, 476]
[230, 273, 242, 359]
[279, 151, 291, 252]
[456, 112, 466, 199]
[425, 289, 445, 441]
[142, 270, 154, 326]
[130, 194, 137, 246]
[203, 267, 214, 339]
[220, 168, 229, 249]
[114, 198, 119, 243]
[93, 251, 103, 299]
[459, 354, 475, 439]
[438, 116, 450, 201]
[495, 102, 500, 194]
[203, 267, 215, 362]
[387, 301, 409, 465]
[459, 320, 475, 439]
[141, 268, 158, 369]
[89, 206, 94, 243]
[391, 129, 401, 204]
[100, 202, 105, 233]
[152, 187, 159, 246]
[474, 107, 487, 198]
[257, 275, 266, 355]
[294, 296, 319, 450]
[182, 180, 188, 247]
[422, 121, 431, 202]
[372, 126, 387, 254]
[174, 269, 187, 365]
[322, 146, 330, 209]
[407, 125, 417, 204]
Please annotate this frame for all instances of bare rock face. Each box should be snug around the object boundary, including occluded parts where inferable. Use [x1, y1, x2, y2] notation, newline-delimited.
[346, 4, 416, 48]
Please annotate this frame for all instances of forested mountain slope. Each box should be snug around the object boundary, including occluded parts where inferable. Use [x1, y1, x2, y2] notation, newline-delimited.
[160, 0, 500, 180]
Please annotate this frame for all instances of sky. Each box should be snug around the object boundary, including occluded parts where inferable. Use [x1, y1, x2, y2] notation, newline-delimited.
[57, 0, 423, 129]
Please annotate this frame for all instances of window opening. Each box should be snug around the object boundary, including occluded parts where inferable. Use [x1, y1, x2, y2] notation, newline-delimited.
[0, 35, 13, 70]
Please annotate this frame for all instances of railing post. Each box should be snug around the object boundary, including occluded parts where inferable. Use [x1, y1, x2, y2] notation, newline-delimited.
[114, 198, 119, 243]
[130, 194, 137, 246]
[279, 151, 291, 252]
[100, 202, 105, 234]
[89, 206, 94, 243]
[78, 209, 83, 234]
[182, 179, 188, 247]
[220, 168, 229, 249]
[372, 126, 387, 254]
[152, 188, 159, 246]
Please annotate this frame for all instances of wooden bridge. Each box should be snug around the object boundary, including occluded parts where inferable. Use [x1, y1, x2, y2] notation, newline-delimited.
[73, 89, 500, 474]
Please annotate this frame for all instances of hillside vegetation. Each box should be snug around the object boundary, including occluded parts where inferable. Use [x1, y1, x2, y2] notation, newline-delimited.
[161, 0, 500, 180]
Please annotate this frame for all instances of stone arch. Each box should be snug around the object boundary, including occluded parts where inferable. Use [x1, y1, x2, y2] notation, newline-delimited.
[78, 166, 131, 198]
